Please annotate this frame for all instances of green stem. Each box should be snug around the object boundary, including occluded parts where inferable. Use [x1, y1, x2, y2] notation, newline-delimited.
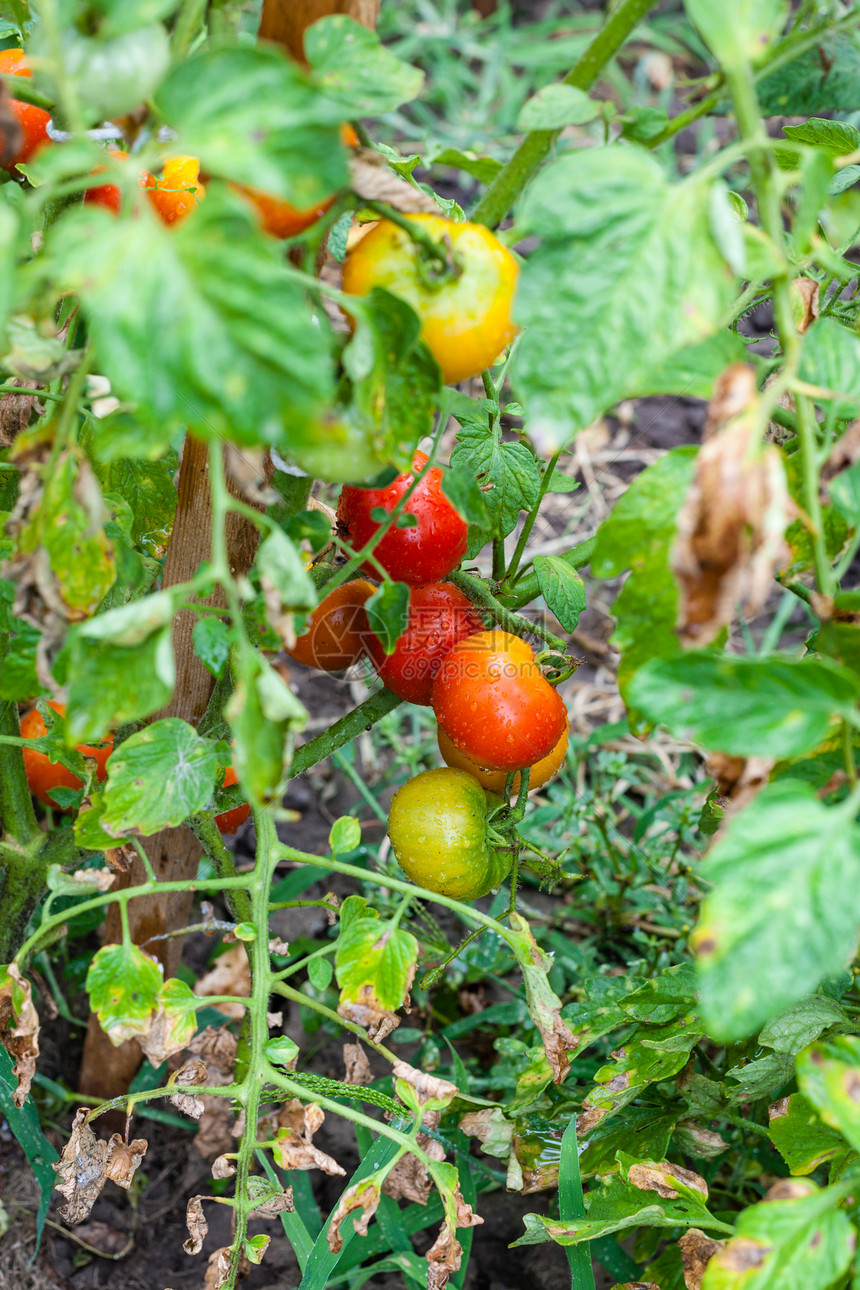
[447, 569, 568, 653]
[0, 384, 64, 402]
[506, 451, 560, 583]
[360, 199, 452, 275]
[0, 696, 41, 848]
[0, 74, 53, 111]
[171, 0, 209, 60]
[470, 0, 656, 227]
[191, 815, 253, 924]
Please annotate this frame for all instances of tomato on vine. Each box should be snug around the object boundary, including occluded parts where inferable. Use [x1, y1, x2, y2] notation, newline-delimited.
[367, 582, 482, 705]
[437, 725, 568, 795]
[341, 213, 518, 384]
[287, 579, 375, 672]
[20, 701, 112, 808]
[143, 155, 206, 225]
[432, 630, 568, 772]
[336, 451, 467, 586]
[387, 767, 511, 900]
[0, 49, 51, 169]
[234, 126, 357, 238]
[216, 765, 251, 834]
[84, 151, 128, 214]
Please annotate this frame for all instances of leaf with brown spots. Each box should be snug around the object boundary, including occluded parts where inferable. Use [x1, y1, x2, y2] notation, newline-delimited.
[679, 1228, 724, 1290]
[507, 913, 578, 1083]
[627, 1160, 708, 1201]
[328, 1178, 381, 1253]
[0, 964, 40, 1107]
[768, 1092, 849, 1176]
[51, 1110, 111, 1225]
[343, 1042, 372, 1085]
[797, 1035, 860, 1156]
[272, 1099, 346, 1176]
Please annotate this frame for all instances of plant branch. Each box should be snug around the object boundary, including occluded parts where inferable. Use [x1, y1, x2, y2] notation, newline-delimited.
[448, 569, 567, 652]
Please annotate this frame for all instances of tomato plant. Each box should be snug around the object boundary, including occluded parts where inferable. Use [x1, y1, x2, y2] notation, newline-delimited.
[366, 581, 482, 703]
[1, 2, 860, 1289]
[387, 766, 510, 899]
[336, 449, 469, 584]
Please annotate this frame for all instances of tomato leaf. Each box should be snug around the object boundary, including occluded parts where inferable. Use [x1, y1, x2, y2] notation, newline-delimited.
[626, 652, 860, 759]
[88, 453, 176, 558]
[329, 816, 361, 855]
[516, 84, 599, 131]
[440, 463, 489, 528]
[533, 555, 585, 632]
[44, 191, 334, 448]
[305, 15, 424, 115]
[693, 781, 860, 1041]
[685, 0, 788, 68]
[756, 29, 860, 116]
[450, 403, 540, 544]
[226, 652, 306, 804]
[366, 581, 409, 655]
[768, 1092, 849, 1177]
[514, 148, 736, 449]
[192, 617, 231, 678]
[334, 895, 418, 1019]
[99, 718, 220, 836]
[797, 1036, 860, 1155]
[66, 622, 175, 744]
[86, 943, 163, 1047]
[798, 317, 860, 417]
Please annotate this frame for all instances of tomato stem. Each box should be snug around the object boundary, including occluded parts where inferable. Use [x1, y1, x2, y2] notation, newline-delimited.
[447, 568, 568, 654]
[360, 198, 458, 285]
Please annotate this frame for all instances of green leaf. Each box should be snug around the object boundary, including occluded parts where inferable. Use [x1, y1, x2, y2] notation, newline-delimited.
[693, 781, 860, 1041]
[768, 1093, 850, 1177]
[441, 463, 489, 528]
[758, 997, 847, 1056]
[783, 118, 860, 154]
[192, 617, 231, 678]
[685, 0, 788, 68]
[329, 816, 361, 855]
[86, 942, 163, 1046]
[797, 1035, 860, 1155]
[450, 409, 540, 542]
[46, 192, 333, 448]
[757, 31, 860, 116]
[0, 1045, 58, 1248]
[100, 719, 220, 836]
[799, 317, 860, 417]
[89, 454, 176, 557]
[156, 46, 346, 202]
[226, 652, 306, 804]
[430, 148, 503, 186]
[533, 556, 585, 632]
[830, 165, 860, 196]
[641, 330, 748, 399]
[514, 149, 735, 449]
[66, 622, 175, 744]
[579, 1019, 702, 1131]
[628, 652, 860, 759]
[16, 448, 115, 617]
[591, 447, 698, 717]
[265, 1036, 300, 1066]
[515, 1170, 720, 1248]
[516, 84, 599, 131]
[305, 15, 424, 115]
[366, 581, 409, 655]
[0, 614, 43, 701]
[701, 1179, 854, 1290]
[257, 528, 316, 614]
[307, 957, 333, 990]
[61, 24, 170, 124]
[578, 1108, 677, 1181]
[335, 896, 419, 1021]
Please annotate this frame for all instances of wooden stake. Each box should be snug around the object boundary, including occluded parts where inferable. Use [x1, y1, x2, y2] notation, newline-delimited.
[258, 0, 380, 63]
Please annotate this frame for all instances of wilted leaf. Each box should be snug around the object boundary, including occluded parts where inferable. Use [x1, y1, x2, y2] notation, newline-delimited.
[52, 1110, 110, 1225]
[672, 365, 791, 646]
[508, 913, 578, 1083]
[273, 1099, 346, 1176]
[194, 946, 251, 1020]
[138, 979, 198, 1065]
[86, 943, 163, 1047]
[343, 1043, 372, 1085]
[328, 1178, 381, 1253]
[335, 895, 418, 1039]
[627, 1161, 708, 1201]
[0, 964, 40, 1107]
[426, 1189, 483, 1290]
[203, 1247, 232, 1290]
[680, 1228, 724, 1290]
[184, 1195, 209, 1255]
[104, 1134, 148, 1190]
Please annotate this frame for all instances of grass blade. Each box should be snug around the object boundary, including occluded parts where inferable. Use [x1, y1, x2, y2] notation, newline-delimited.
[559, 1115, 595, 1290]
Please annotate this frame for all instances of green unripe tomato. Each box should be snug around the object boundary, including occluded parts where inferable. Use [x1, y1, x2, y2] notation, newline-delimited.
[387, 767, 512, 901]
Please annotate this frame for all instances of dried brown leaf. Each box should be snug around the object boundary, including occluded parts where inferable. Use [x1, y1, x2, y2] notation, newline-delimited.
[203, 1246, 232, 1290]
[679, 1228, 725, 1290]
[627, 1161, 708, 1201]
[0, 379, 41, 448]
[791, 277, 820, 333]
[348, 150, 438, 214]
[673, 365, 791, 646]
[73, 1221, 130, 1256]
[765, 1178, 815, 1201]
[104, 1134, 148, 1189]
[194, 946, 250, 1019]
[268, 937, 290, 955]
[52, 1109, 110, 1224]
[224, 444, 276, 507]
[250, 1188, 294, 1218]
[392, 1061, 458, 1108]
[273, 1100, 346, 1176]
[426, 1195, 483, 1290]
[104, 844, 135, 873]
[183, 1196, 208, 1255]
[185, 1025, 237, 1072]
[0, 964, 40, 1107]
[822, 419, 860, 485]
[328, 1179, 380, 1254]
[168, 1057, 209, 1120]
[343, 1043, 372, 1086]
[211, 1154, 236, 1179]
[707, 1237, 769, 1274]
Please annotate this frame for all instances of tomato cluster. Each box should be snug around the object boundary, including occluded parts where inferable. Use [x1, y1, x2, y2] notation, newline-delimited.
[19, 702, 247, 833]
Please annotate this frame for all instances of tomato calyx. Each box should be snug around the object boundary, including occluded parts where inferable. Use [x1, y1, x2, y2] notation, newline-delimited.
[360, 199, 461, 291]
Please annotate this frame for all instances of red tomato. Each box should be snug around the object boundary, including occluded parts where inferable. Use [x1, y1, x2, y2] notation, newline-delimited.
[437, 725, 569, 794]
[432, 631, 568, 772]
[287, 580, 375, 671]
[336, 451, 467, 586]
[0, 48, 51, 169]
[215, 765, 251, 834]
[235, 184, 334, 239]
[367, 582, 482, 705]
[83, 150, 127, 213]
[143, 155, 205, 225]
[20, 701, 113, 808]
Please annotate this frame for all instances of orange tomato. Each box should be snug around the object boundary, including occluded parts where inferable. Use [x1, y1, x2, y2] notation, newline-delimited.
[0, 48, 51, 169]
[215, 764, 251, 834]
[143, 154, 205, 225]
[83, 150, 127, 214]
[437, 725, 568, 795]
[20, 701, 113, 808]
[235, 184, 334, 239]
[287, 580, 375, 671]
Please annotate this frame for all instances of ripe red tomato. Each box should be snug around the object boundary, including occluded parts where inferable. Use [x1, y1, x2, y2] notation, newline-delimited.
[387, 767, 511, 900]
[143, 155, 205, 225]
[215, 765, 251, 834]
[83, 150, 127, 213]
[432, 631, 568, 773]
[367, 582, 482, 705]
[336, 451, 467, 586]
[341, 213, 518, 384]
[437, 725, 569, 795]
[287, 580, 375, 672]
[0, 48, 51, 169]
[20, 701, 113, 808]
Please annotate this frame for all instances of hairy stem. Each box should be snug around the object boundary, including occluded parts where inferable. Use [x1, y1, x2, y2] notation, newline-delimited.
[447, 569, 568, 653]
